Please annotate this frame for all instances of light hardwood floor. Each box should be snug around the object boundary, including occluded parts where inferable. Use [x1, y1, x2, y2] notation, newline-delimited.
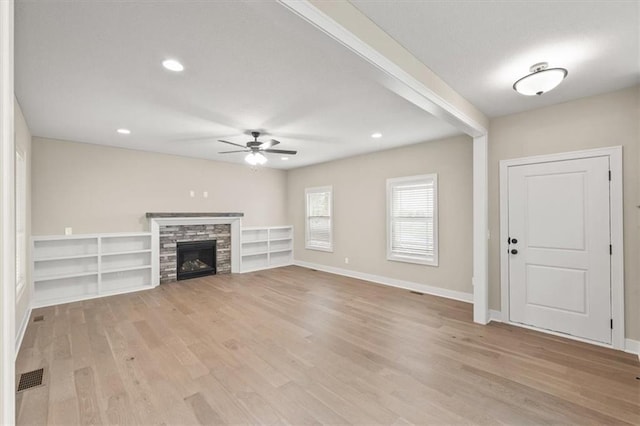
[16, 266, 640, 425]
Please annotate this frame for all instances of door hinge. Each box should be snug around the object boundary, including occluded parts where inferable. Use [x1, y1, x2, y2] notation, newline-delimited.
[611, 319, 613, 329]
[610, 244, 612, 255]
[608, 170, 611, 181]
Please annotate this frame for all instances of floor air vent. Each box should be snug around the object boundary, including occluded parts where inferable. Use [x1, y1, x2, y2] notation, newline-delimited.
[16, 368, 44, 392]
[33, 315, 44, 322]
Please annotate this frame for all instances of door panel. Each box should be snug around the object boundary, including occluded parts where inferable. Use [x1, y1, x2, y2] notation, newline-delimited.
[508, 156, 611, 344]
[526, 173, 585, 250]
[525, 265, 586, 313]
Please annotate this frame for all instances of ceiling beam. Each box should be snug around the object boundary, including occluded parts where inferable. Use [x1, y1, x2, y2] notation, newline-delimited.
[278, 0, 489, 137]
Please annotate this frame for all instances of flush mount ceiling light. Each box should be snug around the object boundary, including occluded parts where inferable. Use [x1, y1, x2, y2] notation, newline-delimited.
[116, 128, 131, 135]
[281, 157, 289, 161]
[513, 62, 568, 96]
[162, 59, 184, 72]
[245, 152, 267, 166]
[371, 132, 382, 138]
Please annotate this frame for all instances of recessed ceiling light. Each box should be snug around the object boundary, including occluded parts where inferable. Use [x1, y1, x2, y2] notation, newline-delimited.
[116, 128, 131, 135]
[371, 132, 382, 138]
[162, 59, 184, 72]
[281, 157, 289, 161]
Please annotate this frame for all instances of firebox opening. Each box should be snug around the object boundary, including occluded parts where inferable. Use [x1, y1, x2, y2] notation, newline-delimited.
[176, 240, 216, 281]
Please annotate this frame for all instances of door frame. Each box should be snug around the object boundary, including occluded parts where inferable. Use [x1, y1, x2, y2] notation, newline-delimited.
[0, 0, 15, 422]
[499, 146, 624, 350]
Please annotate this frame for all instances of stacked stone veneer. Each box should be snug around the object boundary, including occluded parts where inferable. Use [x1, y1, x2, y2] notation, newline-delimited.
[159, 224, 231, 283]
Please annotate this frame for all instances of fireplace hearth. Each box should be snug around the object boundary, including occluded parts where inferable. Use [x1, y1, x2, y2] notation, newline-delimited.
[176, 240, 216, 281]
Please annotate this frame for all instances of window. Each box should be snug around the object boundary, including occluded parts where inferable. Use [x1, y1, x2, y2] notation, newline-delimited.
[387, 174, 438, 266]
[16, 151, 27, 296]
[305, 186, 332, 252]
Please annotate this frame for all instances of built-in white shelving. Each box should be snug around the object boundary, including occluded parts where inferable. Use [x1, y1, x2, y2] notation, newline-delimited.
[32, 232, 153, 307]
[240, 226, 293, 273]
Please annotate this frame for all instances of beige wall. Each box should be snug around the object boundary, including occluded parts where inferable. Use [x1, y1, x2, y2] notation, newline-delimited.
[32, 138, 288, 235]
[15, 99, 31, 338]
[489, 86, 640, 340]
[287, 135, 473, 295]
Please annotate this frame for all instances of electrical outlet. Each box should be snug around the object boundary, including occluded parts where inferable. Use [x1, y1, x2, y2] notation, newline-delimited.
[64, 227, 72, 235]
[189, 190, 195, 198]
[203, 191, 208, 198]
[344, 257, 349, 264]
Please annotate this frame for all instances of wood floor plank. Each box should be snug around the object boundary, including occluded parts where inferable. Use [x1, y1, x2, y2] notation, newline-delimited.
[184, 392, 225, 425]
[73, 367, 103, 425]
[15, 266, 640, 425]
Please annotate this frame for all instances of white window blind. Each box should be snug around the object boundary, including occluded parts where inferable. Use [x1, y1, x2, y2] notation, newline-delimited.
[16, 151, 27, 295]
[387, 174, 438, 266]
[305, 186, 332, 251]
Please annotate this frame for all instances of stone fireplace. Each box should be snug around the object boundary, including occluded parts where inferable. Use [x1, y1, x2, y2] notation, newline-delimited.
[147, 213, 243, 285]
[159, 224, 229, 283]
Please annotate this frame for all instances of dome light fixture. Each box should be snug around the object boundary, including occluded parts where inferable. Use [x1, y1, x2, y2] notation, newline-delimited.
[513, 62, 568, 96]
[245, 152, 267, 166]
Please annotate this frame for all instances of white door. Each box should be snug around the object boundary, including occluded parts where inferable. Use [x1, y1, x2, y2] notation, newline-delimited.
[508, 156, 611, 344]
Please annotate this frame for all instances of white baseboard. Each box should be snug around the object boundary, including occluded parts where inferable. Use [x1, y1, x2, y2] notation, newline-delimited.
[293, 260, 473, 303]
[624, 338, 640, 358]
[15, 304, 32, 358]
[489, 309, 502, 322]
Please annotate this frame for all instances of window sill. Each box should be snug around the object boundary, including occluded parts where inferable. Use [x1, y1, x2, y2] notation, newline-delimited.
[387, 254, 438, 267]
[306, 245, 333, 253]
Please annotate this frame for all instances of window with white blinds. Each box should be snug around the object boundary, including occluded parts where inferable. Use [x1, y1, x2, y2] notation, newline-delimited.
[387, 174, 438, 266]
[305, 186, 333, 252]
[16, 151, 27, 295]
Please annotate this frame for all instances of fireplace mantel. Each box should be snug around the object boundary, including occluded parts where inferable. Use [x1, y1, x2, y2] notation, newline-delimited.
[148, 213, 243, 285]
[146, 212, 243, 218]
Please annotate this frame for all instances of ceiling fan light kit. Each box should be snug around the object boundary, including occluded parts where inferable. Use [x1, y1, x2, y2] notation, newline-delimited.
[218, 131, 298, 167]
[513, 62, 568, 96]
[245, 152, 267, 165]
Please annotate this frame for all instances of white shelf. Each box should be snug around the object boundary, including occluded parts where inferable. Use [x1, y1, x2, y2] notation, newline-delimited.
[270, 237, 292, 242]
[240, 226, 293, 273]
[102, 265, 152, 274]
[34, 271, 99, 283]
[269, 248, 293, 254]
[242, 251, 269, 257]
[102, 249, 152, 257]
[32, 232, 153, 306]
[34, 253, 98, 262]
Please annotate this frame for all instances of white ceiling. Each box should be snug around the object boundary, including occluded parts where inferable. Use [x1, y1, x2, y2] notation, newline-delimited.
[15, 0, 461, 170]
[352, 0, 640, 117]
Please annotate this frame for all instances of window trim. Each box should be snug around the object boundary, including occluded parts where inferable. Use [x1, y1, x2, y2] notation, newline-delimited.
[386, 174, 438, 266]
[305, 185, 333, 252]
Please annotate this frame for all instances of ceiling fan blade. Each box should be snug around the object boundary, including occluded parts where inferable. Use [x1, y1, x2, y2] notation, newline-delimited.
[218, 150, 249, 154]
[259, 139, 281, 149]
[218, 139, 247, 148]
[263, 149, 297, 155]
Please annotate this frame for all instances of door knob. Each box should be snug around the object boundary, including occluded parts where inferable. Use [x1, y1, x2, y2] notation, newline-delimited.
[511, 249, 518, 255]
[511, 238, 518, 244]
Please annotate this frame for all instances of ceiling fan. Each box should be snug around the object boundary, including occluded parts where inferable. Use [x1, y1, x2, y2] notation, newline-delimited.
[218, 131, 297, 165]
